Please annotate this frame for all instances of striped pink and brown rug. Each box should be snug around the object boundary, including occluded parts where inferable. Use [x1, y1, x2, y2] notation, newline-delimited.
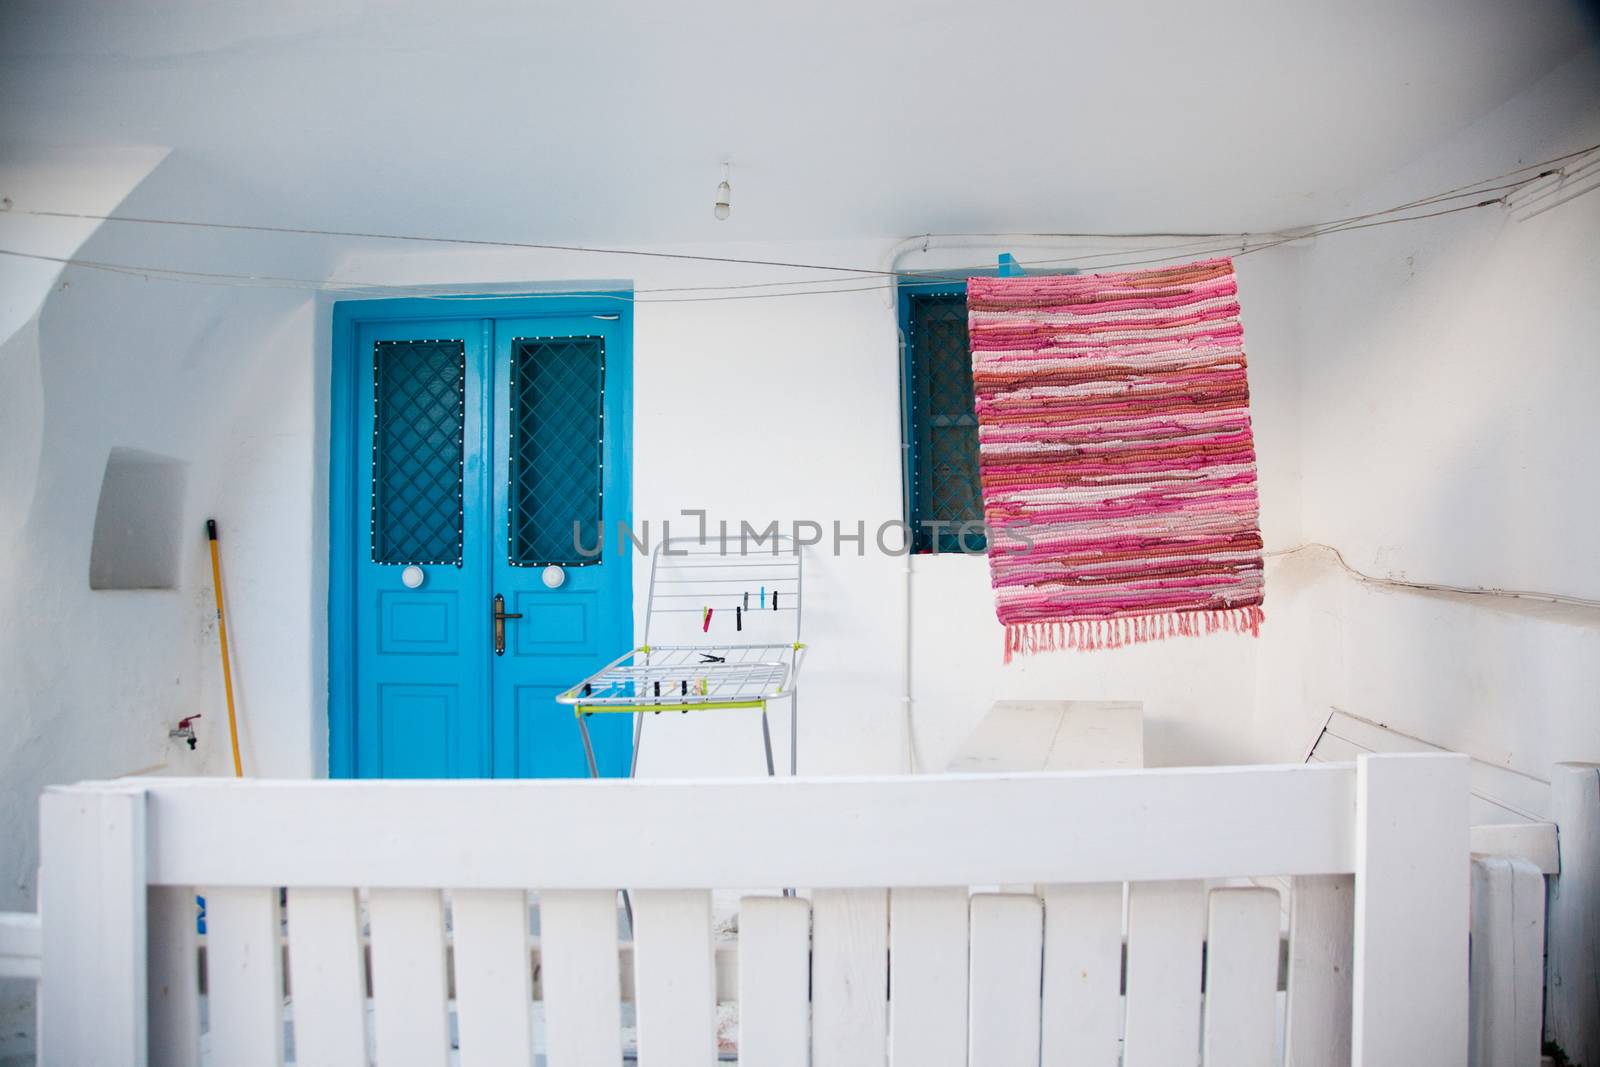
[967, 258, 1264, 660]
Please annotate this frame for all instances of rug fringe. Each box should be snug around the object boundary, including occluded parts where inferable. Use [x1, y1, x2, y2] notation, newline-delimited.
[1002, 605, 1264, 661]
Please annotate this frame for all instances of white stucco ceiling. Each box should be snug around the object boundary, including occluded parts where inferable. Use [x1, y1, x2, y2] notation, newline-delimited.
[0, 0, 1594, 245]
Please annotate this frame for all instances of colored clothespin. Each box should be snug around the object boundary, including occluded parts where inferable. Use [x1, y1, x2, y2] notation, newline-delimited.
[699, 678, 708, 695]
[760, 586, 765, 608]
[998, 252, 1023, 277]
[703, 607, 713, 632]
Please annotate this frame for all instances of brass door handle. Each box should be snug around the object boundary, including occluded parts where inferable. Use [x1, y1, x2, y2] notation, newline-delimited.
[492, 594, 523, 655]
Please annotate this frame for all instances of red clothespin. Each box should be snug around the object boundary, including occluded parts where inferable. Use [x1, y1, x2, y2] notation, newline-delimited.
[703, 606, 713, 632]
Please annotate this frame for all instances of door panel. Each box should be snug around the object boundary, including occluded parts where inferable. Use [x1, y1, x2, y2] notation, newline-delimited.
[342, 305, 631, 779]
[352, 320, 491, 778]
[491, 319, 632, 778]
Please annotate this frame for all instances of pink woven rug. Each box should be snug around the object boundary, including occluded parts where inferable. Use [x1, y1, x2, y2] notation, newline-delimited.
[968, 259, 1264, 660]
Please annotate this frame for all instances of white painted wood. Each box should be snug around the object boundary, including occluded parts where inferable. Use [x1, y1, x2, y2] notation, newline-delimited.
[1202, 887, 1279, 1067]
[147, 886, 200, 1067]
[812, 888, 888, 1067]
[967, 893, 1043, 1067]
[38, 785, 148, 1067]
[1470, 858, 1546, 1067]
[948, 699, 1144, 773]
[203, 886, 285, 1067]
[632, 889, 717, 1066]
[1352, 752, 1469, 1067]
[539, 890, 624, 1067]
[1122, 880, 1205, 1067]
[887, 887, 967, 1067]
[137, 766, 1357, 888]
[284, 887, 366, 1067]
[452, 890, 534, 1067]
[1318, 710, 1552, 822]
[1283, 874, 1353, 1067]
[0, 911, 41, 979]
[1040, 882, 1123, 1067]
[367, 889, 451, 1067]
[1471, 821, 1559, 873]
[1545, 763, 1599, 1067]
[738, 895, 811, 1067]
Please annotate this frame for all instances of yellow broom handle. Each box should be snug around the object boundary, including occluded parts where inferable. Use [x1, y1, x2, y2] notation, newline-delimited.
[207, 519, 243, 777]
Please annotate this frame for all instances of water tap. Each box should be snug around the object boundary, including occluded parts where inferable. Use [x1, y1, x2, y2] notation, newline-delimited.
[170, 714, 201, 750]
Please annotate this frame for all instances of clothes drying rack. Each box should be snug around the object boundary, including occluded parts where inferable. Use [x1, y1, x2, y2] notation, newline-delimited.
[557, 533, 806, 778]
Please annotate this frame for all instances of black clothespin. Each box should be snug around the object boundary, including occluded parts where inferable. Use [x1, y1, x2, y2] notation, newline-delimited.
[654, 680, 661, 698]
[744, 591, 750, 610]
[772, 589, 779, 610]
[681, 680, 688, 696]
[583, 683, 592, 696]
[736, 606, 742, 631]
[700, 653, 726, 663]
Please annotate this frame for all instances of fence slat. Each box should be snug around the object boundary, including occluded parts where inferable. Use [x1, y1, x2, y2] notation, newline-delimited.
[813, 888, 888, 1067]
[147, 886, 200, 1067]
[539, 890, 624, 1067]
[452, 890, 534, 1067]
[1352, 753, 1469, 1067]
[1283, 874, 1353, 1067]
[39, 787, 148, 1067]
[738, 895, 811, 1067]
[968, 893, 1043, 1067]
[204, 886, 285, 1067]
[1123, 879, 1205, 1067]
[1469, 858, 1545, 1067]
[368, 888, 451, 1067]
[284, 888, 366, 1067]
[1202, 887, 1279, 1067]
[887, 887, 967, 1067]
[1040, 882, 1123, 1066]
[632, 889, 717, 1066]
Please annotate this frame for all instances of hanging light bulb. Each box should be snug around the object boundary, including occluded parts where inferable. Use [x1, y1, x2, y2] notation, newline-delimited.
[714, 162, 731, 221]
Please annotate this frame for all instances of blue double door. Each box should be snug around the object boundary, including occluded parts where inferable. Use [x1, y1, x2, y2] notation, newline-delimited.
[340, 304, 632, 778]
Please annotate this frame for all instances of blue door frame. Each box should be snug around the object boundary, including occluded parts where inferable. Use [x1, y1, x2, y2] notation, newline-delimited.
[328, 293, 634, 779]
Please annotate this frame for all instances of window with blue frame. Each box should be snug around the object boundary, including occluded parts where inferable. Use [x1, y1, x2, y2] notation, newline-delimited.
[900, 283, 986, 554]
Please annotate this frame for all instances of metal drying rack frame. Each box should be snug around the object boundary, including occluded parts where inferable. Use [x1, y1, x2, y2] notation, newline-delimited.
[557, 533, 806, 778]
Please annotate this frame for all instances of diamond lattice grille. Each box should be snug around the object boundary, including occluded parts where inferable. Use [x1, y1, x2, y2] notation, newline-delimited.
[372, 340, 466, 565]
[510, 336, 604, 566]
[908, 294, 986, 553]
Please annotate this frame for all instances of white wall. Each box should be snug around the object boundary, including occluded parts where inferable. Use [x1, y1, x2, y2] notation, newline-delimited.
[1253, 48, 1600, 776]
[7, 48, 1595, 927]
[333, 237, 1305, 776]
[0, 156, 326, 914]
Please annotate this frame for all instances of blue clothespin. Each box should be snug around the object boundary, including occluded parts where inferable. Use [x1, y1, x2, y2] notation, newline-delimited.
[997, 253, 1023, 277]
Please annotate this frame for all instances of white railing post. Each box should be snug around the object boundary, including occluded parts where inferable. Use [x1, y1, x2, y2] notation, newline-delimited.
[1351, 753, 1469, 1067]
[1546, 762, 1600, 1067]
[39, 783, 149, 1067]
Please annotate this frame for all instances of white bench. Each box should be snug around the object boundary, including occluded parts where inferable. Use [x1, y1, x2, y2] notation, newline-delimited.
[947, 699, 1144, 773]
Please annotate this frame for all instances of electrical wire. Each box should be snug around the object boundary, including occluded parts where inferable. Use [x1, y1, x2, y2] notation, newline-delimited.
[1, 142, 1595, 301]
[1266, 543, 1600, 611]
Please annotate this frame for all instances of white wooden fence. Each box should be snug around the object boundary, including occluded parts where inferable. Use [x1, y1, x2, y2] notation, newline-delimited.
[37, 753, 1469, 1066]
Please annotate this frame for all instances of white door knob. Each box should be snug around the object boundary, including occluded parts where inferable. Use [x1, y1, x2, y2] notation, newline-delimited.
[401, 565, 425, 589]
[542, 565, 566, 589]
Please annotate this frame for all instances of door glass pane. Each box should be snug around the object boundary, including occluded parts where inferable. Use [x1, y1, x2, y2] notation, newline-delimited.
[372, 339, 466, 565]
[509, 335, 605, 566]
